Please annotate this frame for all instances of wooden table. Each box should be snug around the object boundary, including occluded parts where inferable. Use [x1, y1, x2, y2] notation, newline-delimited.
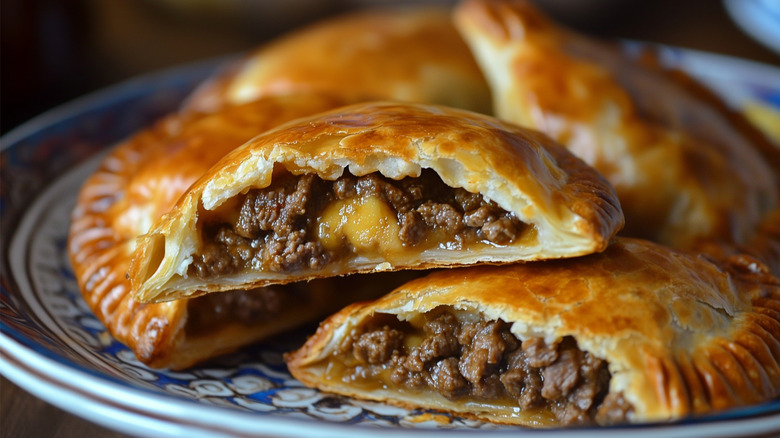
[2, 1, 779, 437]
[1, 375, 126, 438]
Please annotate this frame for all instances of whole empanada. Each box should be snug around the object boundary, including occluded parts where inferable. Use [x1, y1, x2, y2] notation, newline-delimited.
[183, 6, 491, 115]
[454, 0, 779, 251]
[68, 93, 369, 369]
[286, 237, 780, 427]
[129, 102, 623, 303]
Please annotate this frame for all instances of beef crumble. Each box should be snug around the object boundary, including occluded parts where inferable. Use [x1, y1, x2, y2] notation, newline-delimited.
[189, 169, 525, 278]
[339, 308, 633, 426]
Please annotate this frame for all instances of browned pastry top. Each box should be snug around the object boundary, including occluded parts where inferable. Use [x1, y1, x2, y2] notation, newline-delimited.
[68, 93, 350, 368]
[130, 101, 623, 303]
[184, 6, 491, 115]
[287, 237, 780, 426]
[454, 0, 779, 251]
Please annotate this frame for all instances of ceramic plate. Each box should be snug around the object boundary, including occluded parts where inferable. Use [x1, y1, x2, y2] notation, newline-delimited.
[2, 48, 780, 438]
[725, 0, 780, 55]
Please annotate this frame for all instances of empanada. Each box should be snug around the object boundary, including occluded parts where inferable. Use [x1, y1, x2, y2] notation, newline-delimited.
[183, 6, 491, 114]
[454, 0, 779, 250]
[129, 102, 623, 303]
[694, 210, 780, 278]
[68, 93, 370, 369]
[286, 238, 780, 427]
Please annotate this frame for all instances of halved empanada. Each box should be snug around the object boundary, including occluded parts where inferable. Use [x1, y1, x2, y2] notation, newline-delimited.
[129, 102, 623, 303]
[68, 93, 367, 369]
[454, 0, 779, 250]
[183, 6, 491, 115]
[286, 237, 780, 427]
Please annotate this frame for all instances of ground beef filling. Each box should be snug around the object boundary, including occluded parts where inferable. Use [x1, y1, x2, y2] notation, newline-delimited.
[189, 170, 524, 278]
[339, 310, 633, 426]
[185, 286, 303, 336]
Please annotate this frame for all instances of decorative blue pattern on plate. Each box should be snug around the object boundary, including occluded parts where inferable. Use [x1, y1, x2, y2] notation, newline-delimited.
[2, 50, 780, 437]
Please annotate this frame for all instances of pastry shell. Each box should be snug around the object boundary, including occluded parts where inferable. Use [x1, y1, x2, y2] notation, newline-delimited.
[68, 93, 352, 368]
[287, 237, 780, 426]
[183, 6, 491, 115]
[454, 0, 778, 250]
[129, 102, 624, 303]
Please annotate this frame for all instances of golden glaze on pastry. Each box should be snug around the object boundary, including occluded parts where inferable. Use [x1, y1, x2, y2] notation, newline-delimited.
[694, 210, 780, 278]
[286, 238, 780, 427]
[183, 6, 491, 114]
[454, 0, 779, 250]
[68, 93, 357, 369]
[129, 102, 623, 303]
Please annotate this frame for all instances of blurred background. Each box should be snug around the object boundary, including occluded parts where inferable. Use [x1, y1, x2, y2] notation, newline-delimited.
[3, 0, 780, 135]
[1, 1, 780, 437]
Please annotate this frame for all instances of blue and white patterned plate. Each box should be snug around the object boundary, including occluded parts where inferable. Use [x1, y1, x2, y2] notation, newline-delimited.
[2, 49, 780, 438]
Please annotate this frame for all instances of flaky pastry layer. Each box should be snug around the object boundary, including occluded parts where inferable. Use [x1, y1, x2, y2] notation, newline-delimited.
[68, 93, 351, 368]
[454, 0, 779, 250]
[129, 102, 623, 303]
[287, 238, 780, 426]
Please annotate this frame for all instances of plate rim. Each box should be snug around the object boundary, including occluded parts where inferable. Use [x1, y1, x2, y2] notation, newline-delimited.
[2, 46, 780, 437]
[5, 330, 780, 438]
[0, 54, 234, 152]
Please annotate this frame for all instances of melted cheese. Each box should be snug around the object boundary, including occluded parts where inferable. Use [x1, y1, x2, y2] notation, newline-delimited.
[317, 196, 405, 258]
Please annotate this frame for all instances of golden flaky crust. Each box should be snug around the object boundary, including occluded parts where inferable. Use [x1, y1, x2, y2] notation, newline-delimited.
[183, 6, 491, 115]
[68, 94, 351, 369]
[129, 102, 623, 303]
[286, 238, 780, 426]
[454, 0, 778, 250]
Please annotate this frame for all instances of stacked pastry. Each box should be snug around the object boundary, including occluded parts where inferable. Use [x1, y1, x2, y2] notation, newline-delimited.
[69, 0, 780, 428]
[68, 6, 488, 370]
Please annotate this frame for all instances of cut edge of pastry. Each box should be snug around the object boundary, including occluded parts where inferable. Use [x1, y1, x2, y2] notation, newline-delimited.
[66, 93, 374, 370]
[148, 293, 332, 370]
[286, 241, 780, 427]
[286, 301, 640, 427]
[130, 102, 623, 303]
